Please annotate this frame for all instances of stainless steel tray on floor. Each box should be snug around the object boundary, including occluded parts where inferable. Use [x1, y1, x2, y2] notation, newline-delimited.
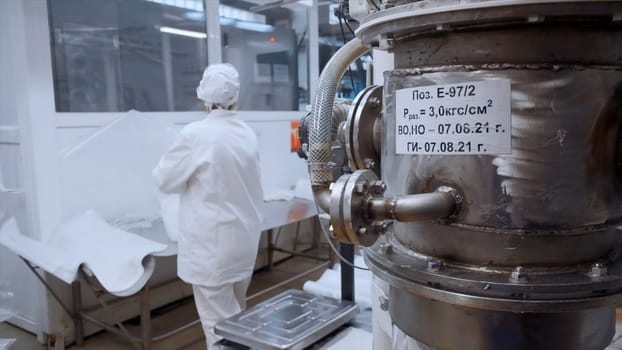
[214, 290, 358, 350]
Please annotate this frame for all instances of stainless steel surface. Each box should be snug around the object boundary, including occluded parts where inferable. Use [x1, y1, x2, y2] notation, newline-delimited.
[331, 170, 383, 246]
[366, 235, 622, 313]
[368, 191, 456, 222]
[304, 1, 622, 349]
[329, 168, 457, 246]
[214, 290, 358, 350]
[383, 68, 622, 264]
[357, 0, 622, 60]
[126, 199, 319, 257]
[313, 188, 331, 213]
[389, 285, 615, 350]
[261, 199, 319, 232]
[212, 310, 373, 350]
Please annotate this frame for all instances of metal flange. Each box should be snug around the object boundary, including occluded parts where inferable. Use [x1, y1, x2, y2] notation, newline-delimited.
[345, 85, 383, 177]
[330, 169, 389, 246]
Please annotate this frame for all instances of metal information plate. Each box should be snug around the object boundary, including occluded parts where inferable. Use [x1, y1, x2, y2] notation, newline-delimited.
[394, 80, 512, 155]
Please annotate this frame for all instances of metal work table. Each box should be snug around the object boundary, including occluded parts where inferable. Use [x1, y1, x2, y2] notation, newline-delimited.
[261, 198, 319, 232]
[21, 197, 324, 350]
[248, 198, 330, 301]
[212, 198, 362, 350]
[127, 198, 320, 254]
[262, 199, 320, 264]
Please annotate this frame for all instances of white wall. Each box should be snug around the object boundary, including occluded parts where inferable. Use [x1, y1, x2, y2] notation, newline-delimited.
[0, 0, 60, 336]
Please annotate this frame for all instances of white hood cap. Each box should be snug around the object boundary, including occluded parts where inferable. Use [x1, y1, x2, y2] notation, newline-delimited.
[196, 63, 240, 107]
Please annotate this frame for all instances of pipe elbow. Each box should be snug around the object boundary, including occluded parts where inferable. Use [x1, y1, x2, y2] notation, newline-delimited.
[313, 186, 331, 213]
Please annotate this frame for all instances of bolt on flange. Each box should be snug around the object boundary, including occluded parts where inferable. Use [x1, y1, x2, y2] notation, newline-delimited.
[510, 266, 528, 283]
[380, 242, 394, 255]
[588, 263, 607, 277]
[368, 97, 381, 109]
[370, 180, 387, 195]
[427, 259, 443, 272]
[364, 158, 377, 169]
[374, 221, 390, 235]
[354, 181, 369, 194]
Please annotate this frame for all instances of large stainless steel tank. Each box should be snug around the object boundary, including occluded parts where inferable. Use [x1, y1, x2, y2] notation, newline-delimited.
[309, 1, 622, 349]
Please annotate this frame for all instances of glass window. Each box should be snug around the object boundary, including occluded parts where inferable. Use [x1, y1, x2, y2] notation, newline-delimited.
[319, 2, 370, 99]
[49, 0, 208, 112]
[220, 0, 309, 111]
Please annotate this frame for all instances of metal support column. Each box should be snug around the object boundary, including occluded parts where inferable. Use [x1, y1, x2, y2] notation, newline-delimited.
[340, 243, 354, 301]
[267, 229, 274, 270]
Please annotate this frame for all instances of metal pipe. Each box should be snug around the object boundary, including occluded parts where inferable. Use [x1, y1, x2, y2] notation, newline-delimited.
[369, 192, 456, 222]
[314, 186, 331, 212]
[309, 37, 368, 187]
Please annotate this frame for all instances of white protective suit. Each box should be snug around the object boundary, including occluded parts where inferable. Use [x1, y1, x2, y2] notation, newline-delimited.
[153, 64, 263, 347]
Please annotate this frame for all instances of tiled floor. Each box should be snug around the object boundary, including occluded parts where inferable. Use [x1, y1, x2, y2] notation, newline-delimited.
[0, 251, 331, 350]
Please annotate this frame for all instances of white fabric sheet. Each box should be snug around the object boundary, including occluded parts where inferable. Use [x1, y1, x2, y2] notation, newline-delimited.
[0, 211, 168, 297]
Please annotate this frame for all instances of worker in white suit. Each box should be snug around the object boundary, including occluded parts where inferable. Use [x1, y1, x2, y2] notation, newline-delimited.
[153, 64, 263, 347]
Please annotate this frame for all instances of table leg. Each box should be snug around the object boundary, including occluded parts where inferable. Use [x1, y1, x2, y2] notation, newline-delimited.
[311, 218, 320, 261]
[293, 222, 301, 252]
[140, 285, 152, 350]
[71, 281, 84, 347]
[267, 229, 274, 270]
